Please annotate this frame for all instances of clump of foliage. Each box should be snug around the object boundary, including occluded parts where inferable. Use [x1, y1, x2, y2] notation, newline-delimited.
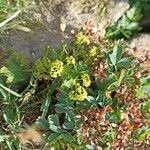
[106, 1, 143, 39]
[0, 1, 149, 150]
[129, 0, 150, 17]
[0, 49, 29, 84]
[0, 25, 149, 149]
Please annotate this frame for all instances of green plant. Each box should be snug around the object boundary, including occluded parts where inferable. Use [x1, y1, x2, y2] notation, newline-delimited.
[129, 0, 150, 17]
[106, 1, 143, 39]
[0, 1, 149, 149]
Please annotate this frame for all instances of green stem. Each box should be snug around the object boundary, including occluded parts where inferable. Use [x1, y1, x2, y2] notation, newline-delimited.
[0, 83, 22, 97]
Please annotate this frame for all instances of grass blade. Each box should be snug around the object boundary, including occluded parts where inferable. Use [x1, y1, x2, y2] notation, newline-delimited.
[0, 83, 22, 97]
[41, 79, 59, 117]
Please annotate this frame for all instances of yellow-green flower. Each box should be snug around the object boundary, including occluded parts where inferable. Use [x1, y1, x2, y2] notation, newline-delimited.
[76, 32, 90, 45]
[81, 73, 91, 87]
[49, 59, 64, 78]
[69, 85, 87, 101]
[66, 56, 75, 65]
[89, 46, 97, 57]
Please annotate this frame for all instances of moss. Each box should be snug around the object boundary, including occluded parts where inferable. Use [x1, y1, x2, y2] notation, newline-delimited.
[12, 51, 28, 69]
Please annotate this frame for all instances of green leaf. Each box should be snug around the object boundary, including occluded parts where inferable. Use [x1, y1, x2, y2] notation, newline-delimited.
[36, 117, 49, 130]
[102, 75, 116, 90]
[47, 133, 61, 143]
[137, 127, 150, 141]
[66, 112, 75, 124]
[117, 57, 131, 67]
[49, 125, 59, 132]
[141, 101, 150, 112]
[7, 57, 25, 83]
[6, 104, 16, 124]
[0, 87, 7, 100]
[86, 144, 95, 150]
[106, 109, 122, 123]
[62, 133, 74, 142]
[55, 103, 68, 113]
[48, 114, 59, 126]
[63, 122, 75, 130]
[127, 6, 136, 20]
[136, 76, 150, 98]
[103, 128, 115, 142]
[112, 98, 119, 109]
[41, 91, 52, 118]
[86, 96, 96, 105]
[0, 66, 14, 83]
[126, 22, 139, 30]
[118, 69, 126, 85]
[41, 79, 59, 117]
[109, 45, 122, 65]
[141, 76, 150, 86]
[61, 78, 75, 88]
[106, 1, 142, 39]
[0, 135, 9, 143]
[126, 77, 135, 85]
[6, 140, 15, 150]
[3, 113, 13, 125]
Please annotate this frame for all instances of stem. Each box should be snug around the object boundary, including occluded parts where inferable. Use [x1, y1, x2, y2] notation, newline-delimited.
[0, 83, 22, 97]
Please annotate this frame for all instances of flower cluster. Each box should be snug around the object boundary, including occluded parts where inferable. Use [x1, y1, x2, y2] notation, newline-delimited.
[81, 73, 91, 87]
[66, 56, 75, 65]
[34, 58, 64, 79]
[75, 32, 90, 45]
[68, 84, 87, 101]
[49, 59, 64, 78]
[89, 46, 98, 57]
[68, 73, 91, 101]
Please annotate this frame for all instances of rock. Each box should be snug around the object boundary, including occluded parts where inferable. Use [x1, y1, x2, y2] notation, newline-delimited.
[0, 0, 132, 64]
[128, 34, 150, 51]
[0, 26, 64, 64]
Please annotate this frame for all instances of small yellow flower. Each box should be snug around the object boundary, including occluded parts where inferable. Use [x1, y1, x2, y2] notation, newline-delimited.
[89, 46, 97, 57]
[66, 56, 75, 65]
[76, 32, 90, 45]
[81, 73, 91, 87]
[49, 59, 64, 78]
[69, 85, 87, 101]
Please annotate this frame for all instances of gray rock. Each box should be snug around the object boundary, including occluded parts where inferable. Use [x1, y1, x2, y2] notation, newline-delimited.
[0, 0, 133, 64]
